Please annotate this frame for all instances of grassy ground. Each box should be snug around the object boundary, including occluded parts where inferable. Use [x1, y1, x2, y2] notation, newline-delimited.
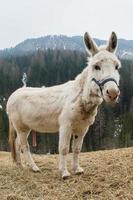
[0, 147, 133, 200]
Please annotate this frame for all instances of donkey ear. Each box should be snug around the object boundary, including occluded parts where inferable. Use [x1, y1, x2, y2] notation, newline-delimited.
[106, 32, 117, 53]
[84, 32, 99, 56]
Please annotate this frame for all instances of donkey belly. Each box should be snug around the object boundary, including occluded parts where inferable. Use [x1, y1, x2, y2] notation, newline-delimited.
[23, 112, 60, 133]
[18, 94, 63, 133]
[29, 117, 59, 133]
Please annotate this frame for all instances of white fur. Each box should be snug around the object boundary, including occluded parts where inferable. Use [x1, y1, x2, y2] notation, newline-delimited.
[7, 32, 121, 178]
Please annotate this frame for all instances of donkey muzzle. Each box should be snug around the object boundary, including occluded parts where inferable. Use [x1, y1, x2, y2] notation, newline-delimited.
[92, 77, 120, 103]
[106, 88, 120, 101]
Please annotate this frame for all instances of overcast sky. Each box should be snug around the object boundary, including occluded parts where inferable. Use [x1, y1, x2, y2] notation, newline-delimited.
[0, 0, 132, 49]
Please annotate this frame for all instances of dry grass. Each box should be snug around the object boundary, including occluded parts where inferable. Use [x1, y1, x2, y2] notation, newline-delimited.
[0, 148, 133, 200]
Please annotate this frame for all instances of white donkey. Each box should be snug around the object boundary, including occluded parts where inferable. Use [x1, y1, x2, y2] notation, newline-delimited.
[7, 32, 121, 179]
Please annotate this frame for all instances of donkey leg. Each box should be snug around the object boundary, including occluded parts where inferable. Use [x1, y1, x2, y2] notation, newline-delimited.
[18, 131, 40, 172]
[15, 136, 22, 166]
[72, 134, 85, 174]
[59, 125, 72, 179]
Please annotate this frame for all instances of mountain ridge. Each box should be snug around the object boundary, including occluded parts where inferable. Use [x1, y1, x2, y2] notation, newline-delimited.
[0, 35, 133, 59]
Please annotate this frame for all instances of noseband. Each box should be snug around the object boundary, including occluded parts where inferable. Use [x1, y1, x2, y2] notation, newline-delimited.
[92, 77, 119, 95]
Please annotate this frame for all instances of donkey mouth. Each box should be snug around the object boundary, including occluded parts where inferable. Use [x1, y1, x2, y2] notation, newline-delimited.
[104, 95, 119, 104]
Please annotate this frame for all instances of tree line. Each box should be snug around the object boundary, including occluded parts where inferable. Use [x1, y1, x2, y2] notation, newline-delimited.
[0, 49, 133, 153]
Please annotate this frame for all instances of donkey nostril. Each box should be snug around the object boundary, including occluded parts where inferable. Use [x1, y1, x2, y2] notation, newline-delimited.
[113, 95, 118, 100]
[106, 90, 109, 94]
[106, 90, 112, 99]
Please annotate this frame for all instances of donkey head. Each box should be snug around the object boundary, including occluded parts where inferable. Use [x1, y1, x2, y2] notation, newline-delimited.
[84, 32, 121, 104]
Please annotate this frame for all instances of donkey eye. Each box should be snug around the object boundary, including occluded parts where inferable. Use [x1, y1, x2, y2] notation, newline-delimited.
[94, 65, 101, 70]
[115, 65, 119, 70]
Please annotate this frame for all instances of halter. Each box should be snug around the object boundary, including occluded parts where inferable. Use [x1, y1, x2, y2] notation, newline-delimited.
[92, 77, 119, 95]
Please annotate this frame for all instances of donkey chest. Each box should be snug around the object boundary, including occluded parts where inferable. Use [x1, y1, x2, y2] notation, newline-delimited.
[72, 104, 98, 133]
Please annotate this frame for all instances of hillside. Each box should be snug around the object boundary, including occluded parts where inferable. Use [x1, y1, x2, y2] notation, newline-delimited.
[0, 35, 133, 59]
[0, 148, 133, 200]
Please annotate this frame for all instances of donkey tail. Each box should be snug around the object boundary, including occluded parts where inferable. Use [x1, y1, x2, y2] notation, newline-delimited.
[8, 120, 16, 162]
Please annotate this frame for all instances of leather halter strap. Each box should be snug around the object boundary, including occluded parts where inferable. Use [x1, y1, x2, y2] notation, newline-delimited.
[92, 77, 119, 95]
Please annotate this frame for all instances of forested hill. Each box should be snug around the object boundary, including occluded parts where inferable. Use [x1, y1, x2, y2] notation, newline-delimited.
[0, 35, 133, 59]
[0, 49, 133, 153]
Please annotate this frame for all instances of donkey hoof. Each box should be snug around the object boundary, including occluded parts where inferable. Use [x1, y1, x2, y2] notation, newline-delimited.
[62, 170, 71, 179]
[32, 166, 40, 172]
[74, 167, 84, 175]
